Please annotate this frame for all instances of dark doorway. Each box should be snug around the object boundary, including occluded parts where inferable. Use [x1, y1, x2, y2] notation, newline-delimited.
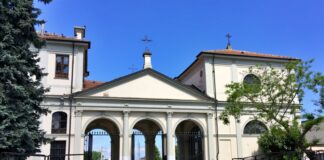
[175, 120, 203, 160]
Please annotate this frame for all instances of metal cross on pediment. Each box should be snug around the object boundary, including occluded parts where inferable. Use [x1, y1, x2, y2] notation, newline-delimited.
[226, 33, 232, 43]
[226, 33, 232, 50]
[128, 64, 137, 73]
[141, 35, 152, 51]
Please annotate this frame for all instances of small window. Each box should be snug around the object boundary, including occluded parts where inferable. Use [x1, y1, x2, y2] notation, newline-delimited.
[50, 141, 66, 160]
[52, 112, 67, 134]
[243, 120, 267, 134]
[55, 54, 69, 79]
[243, 74, 261, 92]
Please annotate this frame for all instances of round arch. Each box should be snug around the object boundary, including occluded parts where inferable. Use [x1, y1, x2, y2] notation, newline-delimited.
[172, 118, 207, 136]
[130, 117, 166, 134]
[130, 117, 166, 160]
[83, 117, 121, 160]
[241, 73, 260, 83]
[242, 119, 268, 135]
[174, 118, 205, 160]
[83, 116, 122, 134]
[51, 111, 68, 134]
[52, 111, 68, 115]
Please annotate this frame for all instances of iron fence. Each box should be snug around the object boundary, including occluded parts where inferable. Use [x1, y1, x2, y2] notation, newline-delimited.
[232, 150, 324, 160]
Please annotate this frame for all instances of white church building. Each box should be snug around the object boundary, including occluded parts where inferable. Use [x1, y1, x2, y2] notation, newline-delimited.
[35, 26, 297, 160]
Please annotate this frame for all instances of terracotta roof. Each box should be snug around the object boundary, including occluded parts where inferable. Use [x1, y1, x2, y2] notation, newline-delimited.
[37, 32, 91, 44]
[83, 80, 104, 90]
[200, 49, 298, 60]
[177, 49, 299, 80]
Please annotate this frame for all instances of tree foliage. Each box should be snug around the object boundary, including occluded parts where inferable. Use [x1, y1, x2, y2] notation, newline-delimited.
[154, 145, 162, 160]
[84, 151, 102, 160]
[0, 0, 52, 154]
[220, 60, 324, 157]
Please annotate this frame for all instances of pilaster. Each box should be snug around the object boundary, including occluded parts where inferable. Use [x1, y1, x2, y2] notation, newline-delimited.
[123, 111, 130, 160]
[167, 112, 175, 160]
[207, 112, 216, 160]
[73, 110, 82, 156]
[235, 118, 242, 158]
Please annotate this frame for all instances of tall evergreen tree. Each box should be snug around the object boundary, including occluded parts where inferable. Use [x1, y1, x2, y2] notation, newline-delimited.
[0, 0, 52, 154]
[320, 86, 324, 109]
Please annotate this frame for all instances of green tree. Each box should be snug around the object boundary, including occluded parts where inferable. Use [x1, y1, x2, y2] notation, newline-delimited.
[220, 60, 324, 158]
[154, 145, 162, 160]
[84, 151, 102, 160]
[0, 0, 52, 154]
[320, 86, 324, 109]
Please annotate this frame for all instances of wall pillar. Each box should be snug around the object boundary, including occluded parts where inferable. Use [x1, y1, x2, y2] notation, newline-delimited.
[73, 110, 82, 156]
[123, 111, 130, 160]
[235, 118, 242, 158]
[207, 112, 216, 160]
[167, 112, 175, 160]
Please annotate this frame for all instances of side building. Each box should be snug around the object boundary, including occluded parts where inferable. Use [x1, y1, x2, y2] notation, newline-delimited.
[35, 27, 297, 160]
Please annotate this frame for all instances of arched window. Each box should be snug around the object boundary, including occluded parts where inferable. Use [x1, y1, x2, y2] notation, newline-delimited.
[244, 74, 261, 85]
[243, 74, 261, 92]
[243, 120, 267, 134]
[52, 112, 67, 134]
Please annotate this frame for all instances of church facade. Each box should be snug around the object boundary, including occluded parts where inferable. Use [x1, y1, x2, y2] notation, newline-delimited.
[35, 27, 297, 160]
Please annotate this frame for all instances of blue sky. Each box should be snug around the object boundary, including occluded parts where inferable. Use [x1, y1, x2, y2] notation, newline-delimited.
[88, 129, 162, 159]
[35, 1, 323, 110]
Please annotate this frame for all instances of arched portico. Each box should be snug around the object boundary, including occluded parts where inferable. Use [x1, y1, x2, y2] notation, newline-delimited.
[131, 119, 165, 160]
[84, 118, 120, 160]
[175, 120, 205, 160]
[130, 117, 167, 134]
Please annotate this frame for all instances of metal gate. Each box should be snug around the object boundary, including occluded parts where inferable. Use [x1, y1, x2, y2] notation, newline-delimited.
[131, 130, 166, 160]
[175, 131, 203, 160]
[84, 130, 120, 160]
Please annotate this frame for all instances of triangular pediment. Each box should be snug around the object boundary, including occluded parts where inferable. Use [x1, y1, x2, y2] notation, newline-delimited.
[76, 69, 211, 101]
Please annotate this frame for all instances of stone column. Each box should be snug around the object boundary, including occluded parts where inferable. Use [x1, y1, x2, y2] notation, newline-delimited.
[207, 112, 216, 160]
[235, 118, 242, 158]
[123, 111, 130, 160]
[73, 110, 82, 156]
[167, 112, 175, 160]
[111, 134, 120, 160]
[145, 135, 156, 160]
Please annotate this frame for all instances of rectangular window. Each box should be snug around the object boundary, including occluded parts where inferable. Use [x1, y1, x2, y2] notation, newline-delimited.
[50, 141, 66, 160]
[55, 54, 69, 79]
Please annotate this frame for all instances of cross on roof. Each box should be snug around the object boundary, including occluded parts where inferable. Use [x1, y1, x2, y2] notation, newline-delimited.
[128, 64, 137, 73]
[226, 33, 232, 50]
[141, 35, 152, 51]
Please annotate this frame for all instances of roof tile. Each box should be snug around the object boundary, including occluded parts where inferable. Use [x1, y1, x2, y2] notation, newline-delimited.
[37, 32, 90, 43]
[83, 80, 104, 90]
[201, 49, 298, 60]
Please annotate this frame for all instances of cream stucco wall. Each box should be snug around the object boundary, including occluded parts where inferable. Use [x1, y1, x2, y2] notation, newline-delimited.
[91, 74, 201, 100]
[180, 60, 206, 92]
[38, 42, 86, 95]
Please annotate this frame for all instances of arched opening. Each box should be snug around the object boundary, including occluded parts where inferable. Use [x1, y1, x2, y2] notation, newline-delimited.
[84, 118, 120, 160]
[52, 111, 67, 134]
[131, 119, 165, 160]
[243, 74, 261, 93]
[243, 120, 267, 134]
[175, 120, 204, 160]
